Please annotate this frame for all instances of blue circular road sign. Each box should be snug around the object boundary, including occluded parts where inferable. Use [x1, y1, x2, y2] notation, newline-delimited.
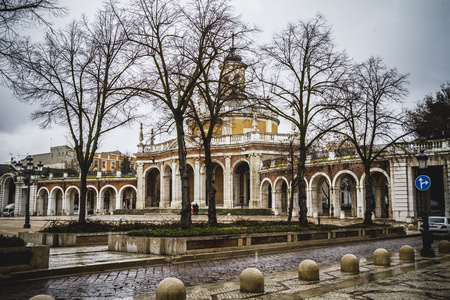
[415, 175, 431, 191]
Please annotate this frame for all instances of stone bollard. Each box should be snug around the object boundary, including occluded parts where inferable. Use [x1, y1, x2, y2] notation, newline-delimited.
[298, 259, 320, 281]
[438, 240, 450, 253]
[29, 296, 56, 300]
[240, 268, 264, 293]
[399, 245, 415, 261]
[373, 248, 390, 266]
[341, 254, 359, 273]
[407, 224, 416, 231]
[156, 277, 186, 300]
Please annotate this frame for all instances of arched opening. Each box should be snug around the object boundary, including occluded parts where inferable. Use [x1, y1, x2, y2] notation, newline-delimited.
[87, 188, 96, 214]
[187, 164, 194, 204]
[36, 189, 49, 216]
[65, 188, 79, 215]
[102, 188, 116, 213]
[310, 175, 331, 217]
[261, 180, 273, 209]
[234, 161, 250, 207]
[146, 168, 160, 207]
[208, 163, 224, 206]
[274, 179, 288, 213]
[370, 172, 390, 218]
[55, 189, 63, 216]
[339, 176, 356, 217]
[163, 165, 172, 207]
[3, 177, 16, 206]
[121, 186, 137, 210]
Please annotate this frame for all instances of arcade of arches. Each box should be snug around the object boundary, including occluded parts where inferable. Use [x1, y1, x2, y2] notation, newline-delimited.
[1, 149, 449, 222]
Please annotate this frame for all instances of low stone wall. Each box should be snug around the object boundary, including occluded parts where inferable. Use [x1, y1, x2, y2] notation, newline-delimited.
[0, 245, 50, 274]
[19, 232, 122, 247]
[109, 226, 405, 256]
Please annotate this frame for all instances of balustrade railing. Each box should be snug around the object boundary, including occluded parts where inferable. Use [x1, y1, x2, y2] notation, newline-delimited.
[142, 131, 298, 153]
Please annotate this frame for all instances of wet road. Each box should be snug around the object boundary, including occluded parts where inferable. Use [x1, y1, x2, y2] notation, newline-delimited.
[1, 236, 424, 299]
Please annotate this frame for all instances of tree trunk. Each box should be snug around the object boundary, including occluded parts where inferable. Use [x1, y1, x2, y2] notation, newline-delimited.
[297, 166, 308, 225]
[287, 144, 296, 223]
[78, 167, 87, 224]
[363, 164, 374, 225]
[176, 121, 192, 229]
[204, 141, 217, 225]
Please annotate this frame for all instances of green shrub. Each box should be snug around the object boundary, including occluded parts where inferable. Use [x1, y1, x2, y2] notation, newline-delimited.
[0, 234, 26, 248]
[40, 219, 164, 233]
[127, 223, 340, 237]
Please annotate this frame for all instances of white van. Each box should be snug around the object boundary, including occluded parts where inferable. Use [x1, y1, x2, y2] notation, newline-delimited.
[2, 204, 15, 217]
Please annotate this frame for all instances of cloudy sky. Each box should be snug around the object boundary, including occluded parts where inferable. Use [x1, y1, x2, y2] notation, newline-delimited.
[1, 0, 449, 163]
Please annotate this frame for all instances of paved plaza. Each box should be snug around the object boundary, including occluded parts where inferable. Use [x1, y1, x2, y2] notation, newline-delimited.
[1, 215, 449, 299]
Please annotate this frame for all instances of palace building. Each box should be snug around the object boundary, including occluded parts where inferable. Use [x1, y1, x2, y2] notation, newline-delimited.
[1, 49, 449, 222]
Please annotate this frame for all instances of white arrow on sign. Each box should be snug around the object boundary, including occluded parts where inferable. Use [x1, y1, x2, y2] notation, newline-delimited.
[418, 177, 429, 189]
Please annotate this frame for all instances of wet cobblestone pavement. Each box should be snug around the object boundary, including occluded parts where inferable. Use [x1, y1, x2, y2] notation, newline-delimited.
[49, 246, 162, 269]
[1, 236, 428, 299]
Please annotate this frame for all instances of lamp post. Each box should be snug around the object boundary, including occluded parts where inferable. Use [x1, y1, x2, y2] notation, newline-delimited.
[14, 156, 43, 229]
[416, 150, 435, 257]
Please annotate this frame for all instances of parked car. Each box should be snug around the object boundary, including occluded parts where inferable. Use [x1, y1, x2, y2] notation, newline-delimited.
[2, 204, 15, 217]
[420, 216, 450, 240]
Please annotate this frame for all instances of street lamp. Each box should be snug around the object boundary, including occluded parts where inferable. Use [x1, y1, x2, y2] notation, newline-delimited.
[13, 156, 44, 229]
[416, 150, 435, 257]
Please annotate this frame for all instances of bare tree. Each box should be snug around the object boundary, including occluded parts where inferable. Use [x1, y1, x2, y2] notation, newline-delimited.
[256, 14, 350, 225]
[186, 25, 256, 224]
[0, 0, 66, 83]
[9, 6, 140, 223]
[120, 0, 249, 228]
[335, 56, 409, 224]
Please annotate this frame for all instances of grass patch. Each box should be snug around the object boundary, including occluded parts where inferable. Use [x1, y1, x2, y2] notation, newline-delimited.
[40, 219, 391, 237]
[40, 219, 158, 233]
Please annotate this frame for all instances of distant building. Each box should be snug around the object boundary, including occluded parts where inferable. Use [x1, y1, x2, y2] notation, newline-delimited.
[18, 146, 136, 175]
[20, 145, 77, 169]
[91, 151, 136, 174]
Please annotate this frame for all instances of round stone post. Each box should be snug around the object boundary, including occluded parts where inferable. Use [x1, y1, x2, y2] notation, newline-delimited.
[156, 277, 186, 300]
[399, 245, 415, 261]
[341, 254, 359, 273]
[438, 240, 450, 253]
[373, 248, 390, 266]
[240, 268, 264, 293]
[298, 259, 319, 281]
[29, 296, 56, 300]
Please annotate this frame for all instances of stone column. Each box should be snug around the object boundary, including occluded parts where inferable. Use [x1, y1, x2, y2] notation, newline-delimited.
[194, 158, 201, 205]
[356, 184, 363, 218]
[198, 162, 206, 207]
[171, 160, 182, 208]
[30, 184, 37, 216]
[249, 154, 261, 208]
[390, 159, 412, 222]
[330, 186, 340, 218]
[47, 189, 55, 216]
[223, 156, 233, 208]
[96, 192, 102, 214]
[310, 187, 318, 218]
[115, 193, 121, 210]
[136, 162, 145, 209]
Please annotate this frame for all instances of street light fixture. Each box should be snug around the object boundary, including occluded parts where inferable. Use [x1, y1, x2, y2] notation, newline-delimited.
[13, 156, 44, 229]
[416, 150, 435, 257]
